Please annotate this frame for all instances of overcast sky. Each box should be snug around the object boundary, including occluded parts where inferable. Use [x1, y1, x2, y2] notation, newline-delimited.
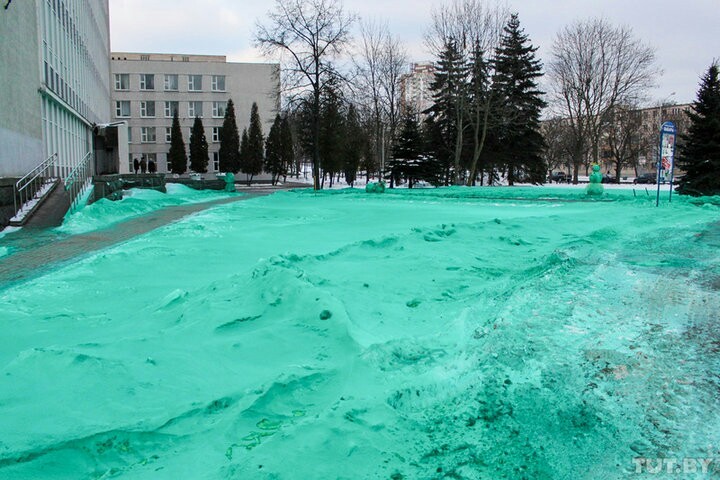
[109, 0, 719, 106]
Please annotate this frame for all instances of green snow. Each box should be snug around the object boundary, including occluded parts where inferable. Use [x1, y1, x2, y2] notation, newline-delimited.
[0, 186, 719, 479]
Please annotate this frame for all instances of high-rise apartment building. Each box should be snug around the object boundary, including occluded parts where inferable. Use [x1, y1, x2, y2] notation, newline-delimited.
[0, 0, 111, 178]
[110, 53, 279, 174]
[399, 62, 436, 118]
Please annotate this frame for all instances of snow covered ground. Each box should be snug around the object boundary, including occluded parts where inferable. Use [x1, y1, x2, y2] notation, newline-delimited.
[0, 186, 719, 479]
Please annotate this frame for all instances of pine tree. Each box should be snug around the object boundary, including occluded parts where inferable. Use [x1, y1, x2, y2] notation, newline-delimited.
[343, 104, 363, 187]
[426, 39, 468, 185]
[280, 116, 295, 182]
[466, 40, 494, 185]
[243, 102, 265, 185]
[219, 99, 240, 173]
[238, 128, 250, 181]
[189, 116, 209, 173]
[168, 109, 187, 174]
[676, 62, 720, 196]
[389, 109, 423, 187]
[318, 86, 344, 187]
[265, 114, 284, 185]
[491, 13, 547, 185]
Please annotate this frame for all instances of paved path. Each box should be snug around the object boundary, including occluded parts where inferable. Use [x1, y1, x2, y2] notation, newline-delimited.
[0, 186, 295, 289]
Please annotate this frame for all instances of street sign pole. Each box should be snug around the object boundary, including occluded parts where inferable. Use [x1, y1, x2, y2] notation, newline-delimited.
[656, 121, 677, 207]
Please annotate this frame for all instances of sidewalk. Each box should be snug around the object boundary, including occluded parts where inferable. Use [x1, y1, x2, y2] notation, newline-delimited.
[0, 186, 297, 288]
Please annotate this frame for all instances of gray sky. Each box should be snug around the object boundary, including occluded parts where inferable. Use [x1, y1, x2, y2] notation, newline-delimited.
[109, 0, 719, 106]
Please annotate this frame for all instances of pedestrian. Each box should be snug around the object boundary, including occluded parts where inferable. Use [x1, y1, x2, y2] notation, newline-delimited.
[140, 156, 147, 174]
[133, 157, 139, 174]
[148, 159, 156, 173]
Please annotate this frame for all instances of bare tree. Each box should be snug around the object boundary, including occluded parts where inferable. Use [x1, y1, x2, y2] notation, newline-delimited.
[378, 31, 407, 174]
[547, 18, 658, 183]
[355, 19, 385, 180]
[541, 117, 574, 180]
[603, 103, 648, 181]
[353, 19, 407, 181]
[255, 0, 356, 190]
[425, 0, 507, 58]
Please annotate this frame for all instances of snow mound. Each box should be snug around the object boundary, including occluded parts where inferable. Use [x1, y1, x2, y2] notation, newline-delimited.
[1, 187, 719, 478]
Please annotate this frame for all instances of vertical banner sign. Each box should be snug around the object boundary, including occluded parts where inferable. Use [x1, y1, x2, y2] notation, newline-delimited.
[656, 121, 677, 206]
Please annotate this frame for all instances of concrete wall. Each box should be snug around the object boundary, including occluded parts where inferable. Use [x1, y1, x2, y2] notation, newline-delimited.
[1, 0, 112, 179]
[0, 1, 43, 177]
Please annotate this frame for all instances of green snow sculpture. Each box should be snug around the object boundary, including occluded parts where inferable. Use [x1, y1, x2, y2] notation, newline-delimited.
[224, 172, 235, 192]
[586, 164, 604, 196]
[365, 181, 386, 193]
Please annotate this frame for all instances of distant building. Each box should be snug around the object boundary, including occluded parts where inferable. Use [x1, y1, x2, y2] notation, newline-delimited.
[543, 102, 693, 179]
[599, 103, 692, 176]
[0, 0, 111, 178]
[399, 62, 436, 118]
[111, 53, 279, 174]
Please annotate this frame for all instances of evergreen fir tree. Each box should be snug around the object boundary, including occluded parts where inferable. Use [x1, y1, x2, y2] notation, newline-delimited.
[318, 86, 344, 186]
[466, 40, 494, 185]
[238, 128, 250, 181]
[389, 109, 423, 187]
[491, 13, 547, 185]
[426, 39, 468, 185]
[280, 116, 295, 182]
[168, 109, 187, 174]
[189, 116, 209, 173]
[676, 62, 720, 196]
[244, 102, 265, 184]
[219, 99, 240, 173]
[265, 114, 284, 185]
[343, 104, 363, 187]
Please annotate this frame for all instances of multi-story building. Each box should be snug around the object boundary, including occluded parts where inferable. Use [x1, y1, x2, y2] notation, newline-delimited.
[544, 102, 693, 179]
[399, 62, 436, 118]
[0, 0, 111, 178]
[110, 53, 279, 175]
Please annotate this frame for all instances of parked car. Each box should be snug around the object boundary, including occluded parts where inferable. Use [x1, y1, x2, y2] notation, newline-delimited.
[549, 171, 568, 183]
[633, 173, 656, 184]
[601, 174, 615, 183]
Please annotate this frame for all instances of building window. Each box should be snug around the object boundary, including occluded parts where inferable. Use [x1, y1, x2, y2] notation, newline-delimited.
[165, 127, 172, 143]
[164, 74, 179, 91]
[212, 101, 226, 118]
[128, 127, 133, 143]
[211, 75, 226, 92]
[141, 127, 156, 143]
[115, 100, 130, 117]
[139, 74, 155, 90]
[213, 151, 220, 172]
[140, 101, 156, 117]
[128, 153, 134, 172]
[115, 73, 129, 90]
[212, 127, 220, 143]
[188, 75, 202, 91]
[164, 101, 179, 118]
[140, 54, 150, 61]
[188, 101, 203, 118]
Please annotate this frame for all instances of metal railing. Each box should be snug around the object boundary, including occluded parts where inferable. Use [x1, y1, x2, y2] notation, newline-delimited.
[65, 151, 93, 211]
[13, 153, 59, 218]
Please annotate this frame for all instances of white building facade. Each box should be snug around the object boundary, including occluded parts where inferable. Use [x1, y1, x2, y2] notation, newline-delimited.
[110, 53, 279, 175]
[0, 0, 111, 178]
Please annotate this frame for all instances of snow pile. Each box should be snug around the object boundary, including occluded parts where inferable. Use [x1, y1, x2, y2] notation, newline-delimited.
[0, 187, 719, 479]
[55, 183, 237, 236]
